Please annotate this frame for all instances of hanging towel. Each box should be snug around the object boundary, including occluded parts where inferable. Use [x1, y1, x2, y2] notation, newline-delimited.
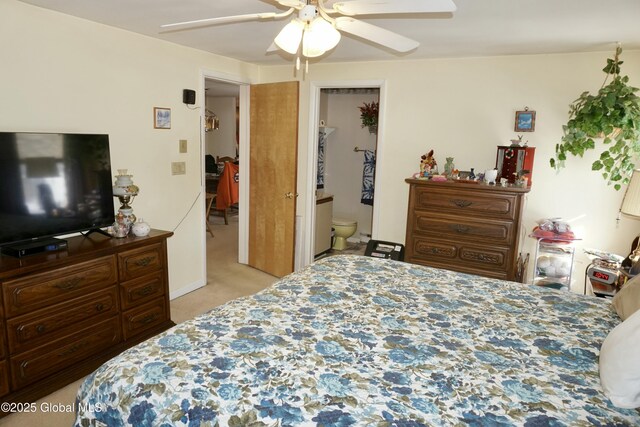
[317, 130, 327, 189]
[216, 162, 239, 210]
[361, 150, 375, 206]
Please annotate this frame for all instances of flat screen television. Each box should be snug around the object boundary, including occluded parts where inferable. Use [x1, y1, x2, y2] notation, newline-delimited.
[0, 132, 115, 249]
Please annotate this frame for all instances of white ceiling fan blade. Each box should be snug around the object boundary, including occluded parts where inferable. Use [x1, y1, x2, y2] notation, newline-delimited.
[275, 0, 306, 8]
[335, 17, 419, 52]
[330, 0, 456, 16]
[161, 11, 288, 30]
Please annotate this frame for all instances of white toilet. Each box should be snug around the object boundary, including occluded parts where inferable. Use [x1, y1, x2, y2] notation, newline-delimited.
[332, 217, 358, 250]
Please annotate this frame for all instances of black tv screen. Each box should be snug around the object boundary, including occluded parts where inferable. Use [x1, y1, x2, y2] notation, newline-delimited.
[0, 132, 115, 247]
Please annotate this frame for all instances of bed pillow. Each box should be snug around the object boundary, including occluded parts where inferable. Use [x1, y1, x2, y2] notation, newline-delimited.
[599, 308, 640, 408]
[612, 273, 640, 320]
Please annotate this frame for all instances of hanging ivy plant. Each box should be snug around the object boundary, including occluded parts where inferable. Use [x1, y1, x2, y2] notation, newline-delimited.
[550, 47, 640, 190]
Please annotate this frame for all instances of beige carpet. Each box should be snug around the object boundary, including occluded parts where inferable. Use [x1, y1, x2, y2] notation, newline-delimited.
[316, 240, 367, 261]
[0, 213, 276, 426]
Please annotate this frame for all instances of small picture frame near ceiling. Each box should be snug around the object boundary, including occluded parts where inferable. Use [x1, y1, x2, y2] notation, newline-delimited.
[515, 107, 535, 132]
[154, 107, 171, 129]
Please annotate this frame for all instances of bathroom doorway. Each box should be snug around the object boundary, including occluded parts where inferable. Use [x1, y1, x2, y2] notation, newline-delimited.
[303, 80, 386, 266]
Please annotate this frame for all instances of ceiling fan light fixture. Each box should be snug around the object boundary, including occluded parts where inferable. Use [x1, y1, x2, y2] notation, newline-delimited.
[302, 17, 341, 58]
[274, 18, 304, 54]
[164, 0, 456, 66]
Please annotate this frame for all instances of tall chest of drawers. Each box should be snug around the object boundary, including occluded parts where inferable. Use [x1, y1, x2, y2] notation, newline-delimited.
[0, 230, 174, 408]
[405, 179, 529, 281]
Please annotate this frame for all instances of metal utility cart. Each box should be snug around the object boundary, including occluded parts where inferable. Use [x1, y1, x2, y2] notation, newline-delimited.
[532, 238, 576, 291]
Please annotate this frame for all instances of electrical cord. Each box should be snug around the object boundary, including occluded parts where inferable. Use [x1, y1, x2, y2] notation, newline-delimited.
[584, 263, 592, 295]
[171, 190, 203, 233]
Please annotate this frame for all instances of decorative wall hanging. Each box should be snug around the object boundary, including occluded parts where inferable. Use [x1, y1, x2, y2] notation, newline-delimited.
[154, 107, 171, 129]
[515, 107, 536, 132]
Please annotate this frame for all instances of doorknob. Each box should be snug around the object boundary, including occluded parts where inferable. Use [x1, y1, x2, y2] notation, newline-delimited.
[284, 192, 294, 199]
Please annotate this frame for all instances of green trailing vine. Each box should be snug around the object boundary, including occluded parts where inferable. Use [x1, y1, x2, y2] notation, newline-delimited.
[550, 46, 640, 190]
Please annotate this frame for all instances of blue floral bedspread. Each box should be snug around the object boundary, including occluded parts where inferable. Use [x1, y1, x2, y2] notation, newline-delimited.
[74, 255, 640, 426]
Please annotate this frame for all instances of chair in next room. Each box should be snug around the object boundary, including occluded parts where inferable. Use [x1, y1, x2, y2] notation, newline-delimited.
[216, 161, 239, 225]
[205, 192, 215, 237]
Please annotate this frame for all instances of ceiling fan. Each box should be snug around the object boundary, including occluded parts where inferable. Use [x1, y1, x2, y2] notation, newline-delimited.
[162, 0, 457, 68]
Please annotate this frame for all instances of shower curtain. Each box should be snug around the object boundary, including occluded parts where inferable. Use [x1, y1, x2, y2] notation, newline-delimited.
[361, 150, 375, 205]
[317, 130, 327, 190]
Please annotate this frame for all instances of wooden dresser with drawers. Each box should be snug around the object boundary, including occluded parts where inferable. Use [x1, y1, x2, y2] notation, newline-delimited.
[0, 229, 174, 408]
[405, 179, 529, 281]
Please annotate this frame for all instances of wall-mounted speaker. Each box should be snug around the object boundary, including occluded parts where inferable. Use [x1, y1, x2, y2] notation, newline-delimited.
[183, 89, 196, 105]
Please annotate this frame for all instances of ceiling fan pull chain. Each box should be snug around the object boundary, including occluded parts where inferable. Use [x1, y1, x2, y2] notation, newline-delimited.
[296, 56, 301, 71]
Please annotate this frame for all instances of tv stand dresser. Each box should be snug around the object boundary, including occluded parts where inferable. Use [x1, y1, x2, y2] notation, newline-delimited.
[0, 229, 174, 410]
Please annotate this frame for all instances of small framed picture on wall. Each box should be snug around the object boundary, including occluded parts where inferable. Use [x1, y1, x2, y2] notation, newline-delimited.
[515, 109, 535, 132]
[154, 107, 171, 129]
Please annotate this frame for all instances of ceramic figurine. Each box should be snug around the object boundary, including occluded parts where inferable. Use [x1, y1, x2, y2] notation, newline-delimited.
[510, 135, 524, 147]
[420, 150, 438, 176]
[469, 168, 476, 180]
[484, 168, 498, 184]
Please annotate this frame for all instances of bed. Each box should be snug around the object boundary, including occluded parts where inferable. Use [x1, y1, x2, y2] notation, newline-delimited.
[74, 255, 640, 426]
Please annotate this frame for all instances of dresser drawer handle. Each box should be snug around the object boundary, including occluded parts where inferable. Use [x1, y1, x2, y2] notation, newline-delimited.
[95, 303, 105, 312]
[138, 313, 158, 325]
[450, 224, 471, 233]
[133, 256, 154, 267]
[137, 285, 155, 296]
[36, 325, 46, 334]
[59, 342, 84, 357]
[53, 277, 82, 291]
[463, 251, 500, 264]
[452, 199, 472, 208]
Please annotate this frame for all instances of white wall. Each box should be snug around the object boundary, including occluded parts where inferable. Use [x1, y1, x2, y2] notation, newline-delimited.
[324, 92, 378, 239]
[1, 0, 259, 297]
[204, 97, 237, 159]
[262, 50, 640, 292]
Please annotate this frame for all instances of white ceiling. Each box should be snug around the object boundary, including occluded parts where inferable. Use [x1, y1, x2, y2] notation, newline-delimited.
[205, 80, 240, 98]
[19, 0, 640, 66]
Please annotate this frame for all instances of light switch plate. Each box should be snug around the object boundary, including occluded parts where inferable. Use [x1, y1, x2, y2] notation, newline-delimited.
[179, 139, 187, 153]
[171, 161, 186, 175]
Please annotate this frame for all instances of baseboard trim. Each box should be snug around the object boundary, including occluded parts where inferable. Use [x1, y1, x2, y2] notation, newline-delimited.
[169, 279, 206, 300]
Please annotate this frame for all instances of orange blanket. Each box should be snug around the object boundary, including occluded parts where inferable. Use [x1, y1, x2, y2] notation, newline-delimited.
[216, 162, 239, 210]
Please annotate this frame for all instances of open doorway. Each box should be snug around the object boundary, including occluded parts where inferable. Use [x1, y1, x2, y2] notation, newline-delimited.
[303, 80, 386, 268]
[201, 74, 300, 280]
[203, 79, 241, 271]
[316, 88, 379, 256]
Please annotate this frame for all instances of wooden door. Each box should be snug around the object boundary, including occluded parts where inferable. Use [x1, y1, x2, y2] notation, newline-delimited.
[248, 82, 299, 277]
